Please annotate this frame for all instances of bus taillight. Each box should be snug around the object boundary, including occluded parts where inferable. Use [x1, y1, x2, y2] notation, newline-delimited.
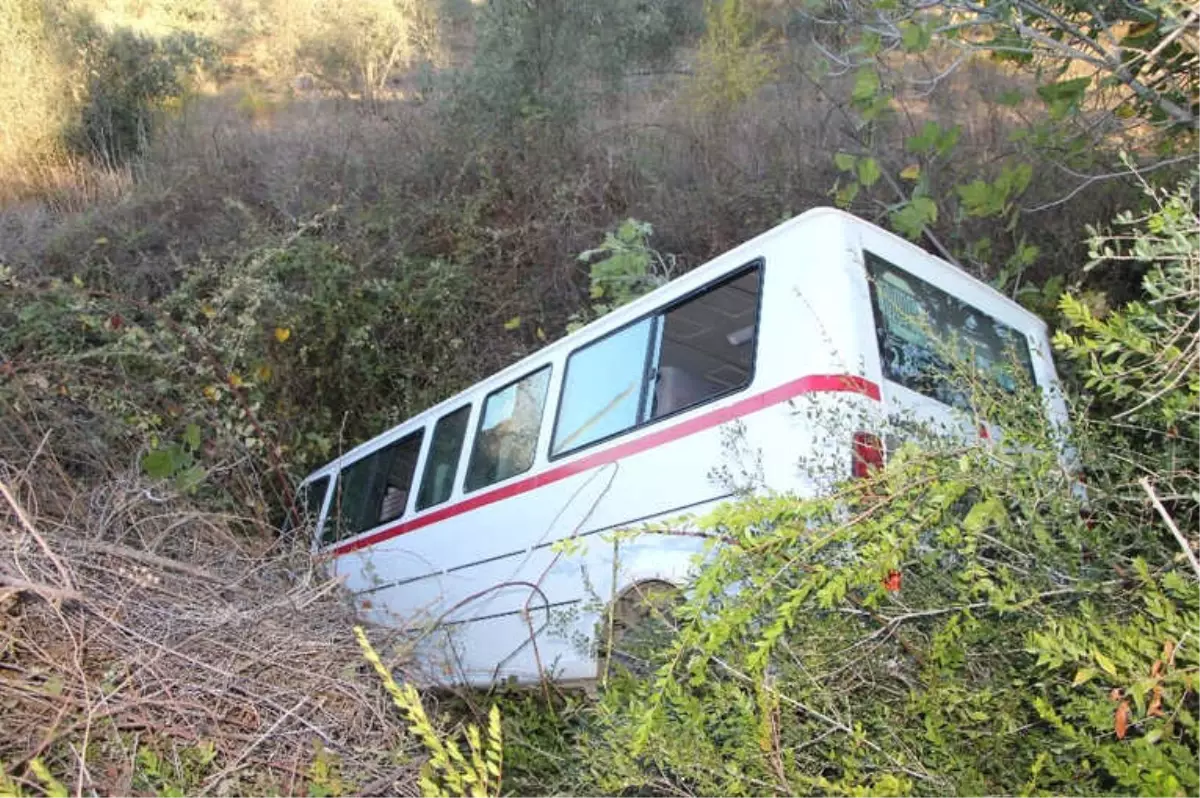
[852, 432, 884, 479]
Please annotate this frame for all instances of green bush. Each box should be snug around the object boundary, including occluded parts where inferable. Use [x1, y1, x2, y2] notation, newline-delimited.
[162, 229, 478, 467]
[0, 213, 478, 510]
[71, 24, 221, 165]
[1055, 180, 1199, 532]
[491, 191, 1200, 797]
[296, 0, 439, 105]
[448, 0, 697, 147]
[686, 0, 775, 117]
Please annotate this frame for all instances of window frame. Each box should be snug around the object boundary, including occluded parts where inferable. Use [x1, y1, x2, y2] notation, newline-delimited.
[415, 403, 472, 512]
[548, 260, 764, 462]
[549, 315, 657, 457]
[863, 249, 1037, 406]
[302, 475, 331, 519]
[288, 475, 331, 543]
[326, 427, 426, 545]
[463, 364, 553, 494]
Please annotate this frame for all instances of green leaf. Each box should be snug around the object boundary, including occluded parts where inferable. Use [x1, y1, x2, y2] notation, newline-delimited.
[503, 316, 522, 331]
[834, 181, 860, 208]
[935, 125, 961, 158]
[900, 21, 931, 52]
[861, 30, 882, 56]
[899, 163, 921, 180]
[1072, 667, 1096, 686]
[174, 465, 207, 493]
[28, 759, 68, 798]
[906, 121, 939, 153]
[912, 195, 937, 222]
[183, 423, 202, 451]
[1094, 650, 1118, 676]
[889, 196, 937, 240]
[857, 157, 882, 187]
[958, 179, 997, 217]
[995, 89, 1024, 107]
[852, 68, 881, 104]
[834, 152, 858, 172]
[142, 448, 177, 480]
[1036, 76, 1091, 107]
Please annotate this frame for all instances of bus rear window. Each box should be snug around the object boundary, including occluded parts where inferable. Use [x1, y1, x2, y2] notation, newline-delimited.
[865, 251, 1034, 409]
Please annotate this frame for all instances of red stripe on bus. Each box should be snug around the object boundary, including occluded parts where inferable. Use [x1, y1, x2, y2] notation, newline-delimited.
[329, 373, 880, 557]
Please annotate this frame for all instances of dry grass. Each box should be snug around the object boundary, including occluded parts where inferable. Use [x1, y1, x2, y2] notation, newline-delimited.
[0, 431, 423, 796]
[0, 34, 1140, 300]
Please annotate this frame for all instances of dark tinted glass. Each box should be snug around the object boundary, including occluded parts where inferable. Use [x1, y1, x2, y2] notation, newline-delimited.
[416, 405, 471, 510]
[866, 251, 1034, 409]
[650, 268, 759, 421]
[329, 430, 424, 543]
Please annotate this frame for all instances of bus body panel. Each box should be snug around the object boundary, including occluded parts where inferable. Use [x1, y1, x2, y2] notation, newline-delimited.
[299, 208, 1066, 687]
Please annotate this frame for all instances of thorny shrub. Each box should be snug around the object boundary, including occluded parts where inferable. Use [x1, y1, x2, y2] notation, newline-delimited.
[0, 211, 478, 513]
[1055, 180, 1199, 531]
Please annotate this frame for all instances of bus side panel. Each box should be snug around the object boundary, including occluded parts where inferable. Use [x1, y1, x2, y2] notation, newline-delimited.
[335, 214, 882, 687]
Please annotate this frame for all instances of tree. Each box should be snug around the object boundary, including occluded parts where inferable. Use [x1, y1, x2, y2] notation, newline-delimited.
[790, 0, 1197, 301]
[297, 0, 440, 108]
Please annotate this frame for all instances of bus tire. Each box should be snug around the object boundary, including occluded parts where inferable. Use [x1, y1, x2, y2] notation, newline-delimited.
[598, 579, 682, 681]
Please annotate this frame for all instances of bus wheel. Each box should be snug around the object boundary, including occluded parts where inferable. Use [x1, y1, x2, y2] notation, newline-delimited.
[599, 580, 682, 681]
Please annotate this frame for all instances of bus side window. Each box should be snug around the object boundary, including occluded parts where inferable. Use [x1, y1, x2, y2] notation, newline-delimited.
[416, 405, 471, 510]
[379, 432, 423, 524]
[328, 429, 424, 544]
[465, 367, 551, 492]
[650, 267, 759, 420]
[552, 318, 654, 456]
[550, 264, 761, 459]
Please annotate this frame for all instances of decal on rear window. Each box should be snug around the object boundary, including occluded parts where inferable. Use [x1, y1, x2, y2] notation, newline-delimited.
[865, 251, 1034, 409]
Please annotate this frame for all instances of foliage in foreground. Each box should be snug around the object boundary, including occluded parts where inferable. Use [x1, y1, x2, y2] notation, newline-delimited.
[356, 627, 503, 798]
[494, 186, 1199, 797]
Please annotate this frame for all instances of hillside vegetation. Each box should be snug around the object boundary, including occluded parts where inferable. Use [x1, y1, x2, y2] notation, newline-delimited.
[1, 0, 1197, 795]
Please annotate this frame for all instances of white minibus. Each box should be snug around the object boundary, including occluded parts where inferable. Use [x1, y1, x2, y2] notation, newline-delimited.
[296, 207, 1069, 686]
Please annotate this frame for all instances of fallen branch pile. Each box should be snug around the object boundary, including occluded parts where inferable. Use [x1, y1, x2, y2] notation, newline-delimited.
[1, 440, 420, 796]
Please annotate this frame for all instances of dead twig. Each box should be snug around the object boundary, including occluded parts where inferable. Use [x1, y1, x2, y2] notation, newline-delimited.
[200, 696, 310, 794]
[1140, 477, 1200, 580]
[77, 538, 222, 584]
[0, 573, 85, 604]
[1, 479, 75, 591]
[0, 438, 419, 795]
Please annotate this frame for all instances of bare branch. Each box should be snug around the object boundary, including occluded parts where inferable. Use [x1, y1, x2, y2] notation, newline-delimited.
[1140, 477, 1200, 581]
